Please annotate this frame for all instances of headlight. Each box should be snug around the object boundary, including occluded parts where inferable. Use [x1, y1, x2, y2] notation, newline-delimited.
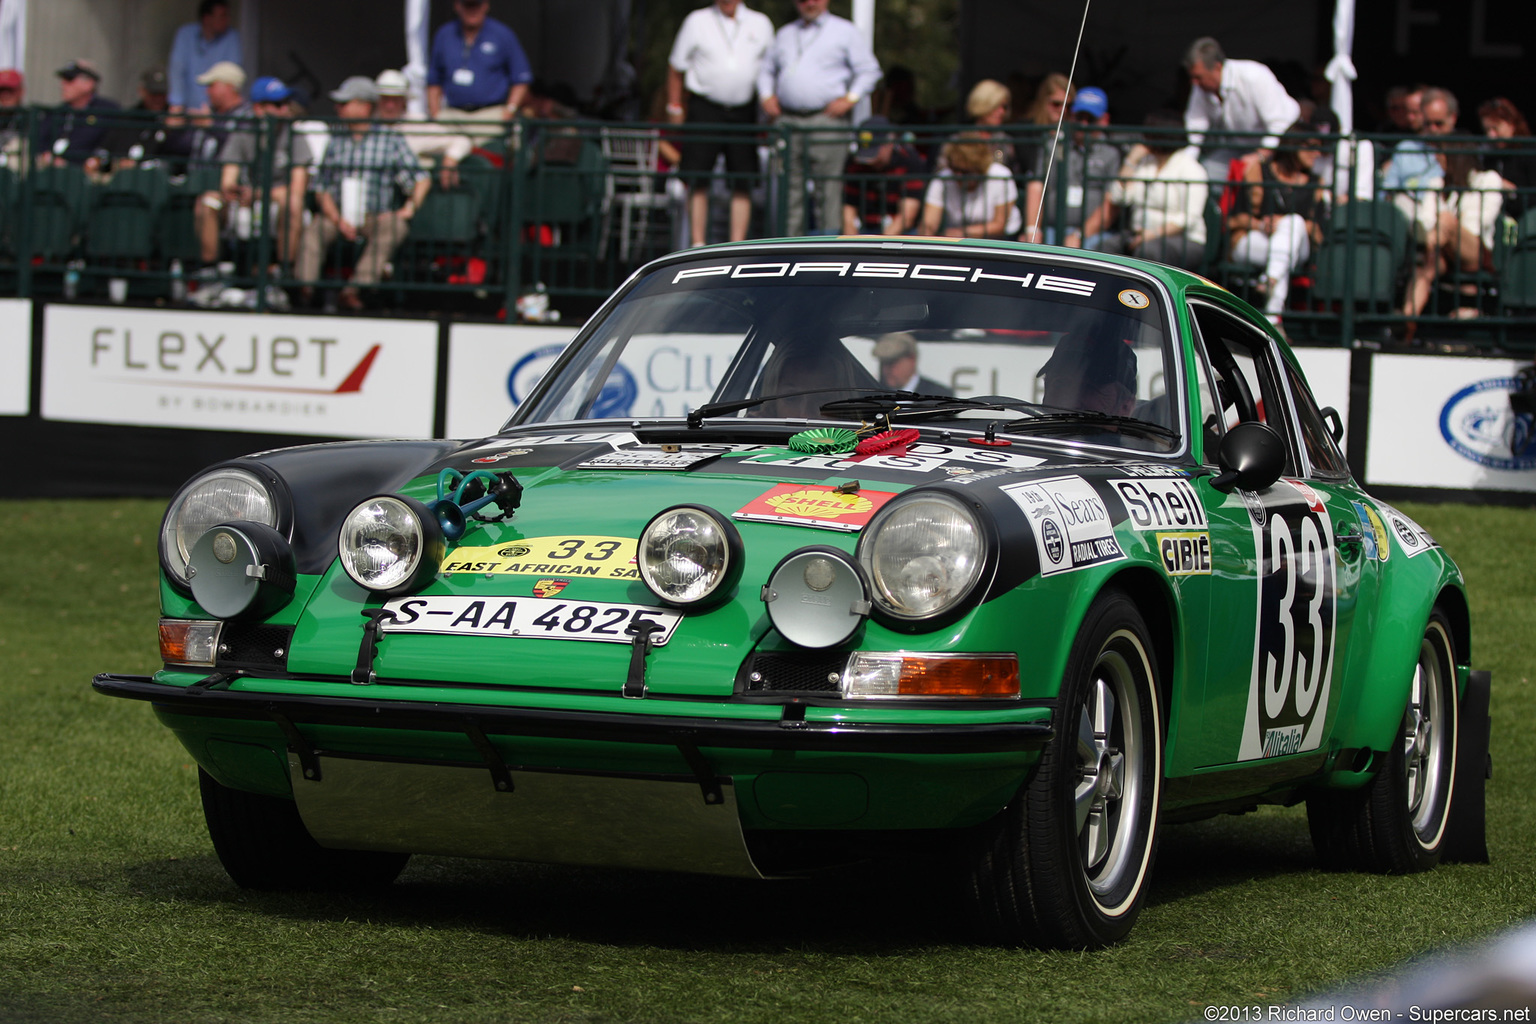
[338, 495, 445, 594]
[638, 505, 744, 607]
[857, 492, 986, 622]
[161, 468, 278, 587]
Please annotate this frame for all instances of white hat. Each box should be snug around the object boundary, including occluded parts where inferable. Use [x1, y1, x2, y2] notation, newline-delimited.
[375, 69, 409, 97]
[196, 61, 246, 89]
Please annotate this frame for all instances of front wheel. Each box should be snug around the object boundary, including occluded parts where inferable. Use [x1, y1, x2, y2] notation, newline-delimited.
[1307, 609, 1459, 873]
[966, 589, 1163, 949]
[199, 769, 410, 891]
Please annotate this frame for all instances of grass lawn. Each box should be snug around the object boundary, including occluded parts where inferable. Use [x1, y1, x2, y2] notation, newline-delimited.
[2, 497, 1533, 1024]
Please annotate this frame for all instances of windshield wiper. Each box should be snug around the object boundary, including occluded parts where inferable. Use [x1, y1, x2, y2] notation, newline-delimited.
[818, 391, 1040, 420]
[1001, 410, 1180, 441]
[686, 387, 884, 427]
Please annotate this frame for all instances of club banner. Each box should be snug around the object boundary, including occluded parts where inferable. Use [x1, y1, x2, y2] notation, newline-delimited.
[1366, 353, 1536, 492]
[41, 306, 439, 438]
[1, 299, 31, 416]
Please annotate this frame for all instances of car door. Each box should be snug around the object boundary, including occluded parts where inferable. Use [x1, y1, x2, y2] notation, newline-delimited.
[1180, 300, 1369, 772]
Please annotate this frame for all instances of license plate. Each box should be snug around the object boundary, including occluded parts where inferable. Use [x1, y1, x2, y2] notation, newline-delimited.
[379, 596, 680, 645]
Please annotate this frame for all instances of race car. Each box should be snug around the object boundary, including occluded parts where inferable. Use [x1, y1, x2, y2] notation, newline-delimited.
[96, 237, 1488, 949]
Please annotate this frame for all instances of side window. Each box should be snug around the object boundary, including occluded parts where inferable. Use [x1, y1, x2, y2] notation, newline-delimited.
[1188, 303, 1299, 473]
[1283, 359, 1351, 478]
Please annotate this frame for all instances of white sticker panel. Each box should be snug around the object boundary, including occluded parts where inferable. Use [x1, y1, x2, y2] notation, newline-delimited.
[1001, 475, 1125, 576]
[1107, 476, 1208, 531]
[0, 299, 31, 416]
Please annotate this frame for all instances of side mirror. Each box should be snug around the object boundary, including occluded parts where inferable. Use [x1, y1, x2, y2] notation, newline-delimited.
[1210, 421, 1286, 492]
[1320, 406, 1345, 444]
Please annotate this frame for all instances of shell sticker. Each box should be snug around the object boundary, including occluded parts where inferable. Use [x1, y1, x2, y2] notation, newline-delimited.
[733, 484, 897, 532]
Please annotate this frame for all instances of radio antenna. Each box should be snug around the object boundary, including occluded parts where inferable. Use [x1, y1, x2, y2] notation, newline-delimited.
[1029, 0, 1095, 241]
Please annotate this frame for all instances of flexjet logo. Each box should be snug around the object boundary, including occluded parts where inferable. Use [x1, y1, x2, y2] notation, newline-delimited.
[87, 326, 381, 394]
[670, 261, 1096, 297]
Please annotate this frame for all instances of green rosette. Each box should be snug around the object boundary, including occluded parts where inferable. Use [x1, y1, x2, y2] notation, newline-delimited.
[787, 428, 859, 454]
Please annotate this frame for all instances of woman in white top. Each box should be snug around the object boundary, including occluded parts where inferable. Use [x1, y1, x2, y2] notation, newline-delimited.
[1076, 111, 1208, 270]
[918, 132, 1022, 239]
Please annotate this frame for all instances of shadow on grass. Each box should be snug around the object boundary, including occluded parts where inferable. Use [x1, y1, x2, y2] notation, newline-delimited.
[113, 807, 1323, 952]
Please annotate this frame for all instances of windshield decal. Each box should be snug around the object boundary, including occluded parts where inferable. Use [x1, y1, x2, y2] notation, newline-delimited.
[670, 260, 1096, 297]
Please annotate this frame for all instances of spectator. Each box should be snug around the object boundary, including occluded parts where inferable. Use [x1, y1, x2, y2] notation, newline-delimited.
[965, 79, 1017, 172]
[840, 116, 924, 235]
[872, 333, 953, 395]
[758, 0, 882, 236]
[37, 59, 120, 169]
[0, 69, 23, 165]
[1226, 120, 1328, 326]
[296, 76, 430, 312]
[1016, 72, 1073, 176]
[917, 131, 1021, 239]
[168, 0, 243, 114]
[104, 68, 191, 169]
[427, 0, 533, 136]
[1381, 85, 1456, 247]
[1021, 85, 1124, 245]
[375, 69, 474, 189]
[1182, 37, 1301, 180]
[666, 0, 774, 247]
[1377, 85, 1416, 134]
[185, 61, 250, 168]
[1076, 110, 1208, 270]
[196, 76, 311, 273]
[1479, 97, 1535, 221]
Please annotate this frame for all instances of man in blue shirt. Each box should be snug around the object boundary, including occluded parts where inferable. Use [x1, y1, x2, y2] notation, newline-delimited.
[167, 0, 243, 113]
[427, 0, 533, 135]
[758, 0, 882, 235]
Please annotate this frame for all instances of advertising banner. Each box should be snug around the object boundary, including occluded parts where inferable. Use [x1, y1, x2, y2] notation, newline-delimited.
[41, 307, 439, 438]
[444, 324, 573, 438]
[1366, 354, 1536, 492]
[1291, 347, 1352, 448]
[0, 299, 31, 416]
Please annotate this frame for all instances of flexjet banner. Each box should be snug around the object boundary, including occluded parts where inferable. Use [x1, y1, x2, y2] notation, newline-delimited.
[41, 306, 439, 438]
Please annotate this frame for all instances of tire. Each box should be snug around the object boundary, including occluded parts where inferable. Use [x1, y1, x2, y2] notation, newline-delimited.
[967, 589, 1164, 949]
[199, 768, 410, 891]
[1307, 609, 1458, 873]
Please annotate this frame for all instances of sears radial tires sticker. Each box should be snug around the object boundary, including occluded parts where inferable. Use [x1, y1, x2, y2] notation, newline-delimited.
[1002, 476, 1125, 576]
[1239, 496, 1337, 760]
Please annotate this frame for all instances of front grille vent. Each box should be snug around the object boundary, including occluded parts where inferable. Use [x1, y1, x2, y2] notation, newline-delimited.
[738, 651, 848, 695]
[217, 623, 294, 671]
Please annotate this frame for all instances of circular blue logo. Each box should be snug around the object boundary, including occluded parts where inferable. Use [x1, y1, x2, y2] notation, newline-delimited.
[507, 344, 639, 417]
[1438, 377, 1536, 471]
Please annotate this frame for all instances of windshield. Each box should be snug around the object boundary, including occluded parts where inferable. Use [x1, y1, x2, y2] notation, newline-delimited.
[515, 250, 1180, 452]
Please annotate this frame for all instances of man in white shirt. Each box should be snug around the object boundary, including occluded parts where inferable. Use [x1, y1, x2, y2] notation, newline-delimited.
[758, 0, 882, 235]
[1182, 37, 1300, 181]
[667, 0, 775, 245]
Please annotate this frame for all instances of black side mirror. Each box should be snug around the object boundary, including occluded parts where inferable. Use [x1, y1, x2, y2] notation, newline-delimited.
[1210, 421, 1286, 492]
[1320, 406, 1345, 444]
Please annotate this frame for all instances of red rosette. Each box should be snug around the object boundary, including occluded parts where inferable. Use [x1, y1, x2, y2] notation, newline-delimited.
[855, 428, 921, 455]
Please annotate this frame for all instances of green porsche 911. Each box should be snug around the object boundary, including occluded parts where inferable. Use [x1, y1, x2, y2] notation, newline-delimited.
[96, 238, 1488, 949]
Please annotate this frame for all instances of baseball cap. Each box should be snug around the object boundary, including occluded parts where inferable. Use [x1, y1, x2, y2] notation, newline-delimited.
[1071, 87, 1109, 119]
[871, 333, 918, 362]
[250, 76, 291, 103]
[852, 116, 894, 161]
[1038, 333, 1138, 392]
[57, 59, 102, 83]
[141, 67, 169, 93]
[0, 69, 22, 91]
[329, 75, 379, 104]
[196, 61, 246, 89]
[375, 69, 409, 97]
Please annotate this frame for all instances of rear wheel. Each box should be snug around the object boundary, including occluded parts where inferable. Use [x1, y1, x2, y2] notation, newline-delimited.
[1307, 609, 1458, 872]
[967, 590, 1163, 949]
[199, 768, 410, 891]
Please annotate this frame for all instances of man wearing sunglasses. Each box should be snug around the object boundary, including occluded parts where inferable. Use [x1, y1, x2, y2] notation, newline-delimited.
[758, 0, 881, 236]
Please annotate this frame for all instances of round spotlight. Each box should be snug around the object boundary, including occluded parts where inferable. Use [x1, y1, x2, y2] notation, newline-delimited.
[338, 495, 445, 594]
[638, 505, 744, 607]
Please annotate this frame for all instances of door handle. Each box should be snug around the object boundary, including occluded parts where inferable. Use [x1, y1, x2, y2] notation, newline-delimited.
[1335, 521, 1363, 561]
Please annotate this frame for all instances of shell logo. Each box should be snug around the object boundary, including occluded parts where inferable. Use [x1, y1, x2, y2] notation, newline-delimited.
[762, 489, 874, 519]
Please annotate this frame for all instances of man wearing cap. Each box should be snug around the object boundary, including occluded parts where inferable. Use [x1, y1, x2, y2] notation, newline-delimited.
[758, 0, 882, 235]
[872, 333, 953, 396]
[666, 0, 775, 246]
[168, 0, 244, 114]
[297, 76, 431, 311]
[104, 68, 192, 169]
[427, 0, 533, 135]
[375, 68, 474, 188]
[38, 60, 120, 168]
[1038, 333, 1139, 417]
[1020, 86, 1124, 246]
[196, 76, 312, 271]
[840, 116, 924, 235]
[186, 61, 251, 167]
[0, 69, 24, 164]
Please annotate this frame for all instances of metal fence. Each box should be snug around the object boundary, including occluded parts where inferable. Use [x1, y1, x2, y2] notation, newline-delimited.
[2, 107, 1534, 349]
